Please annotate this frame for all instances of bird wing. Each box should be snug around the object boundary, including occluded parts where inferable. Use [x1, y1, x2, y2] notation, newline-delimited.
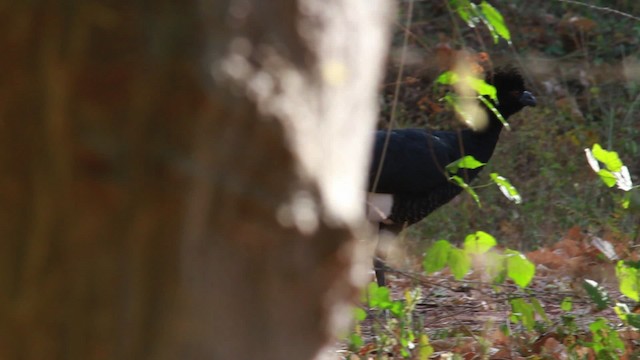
[368, 129, 459, 194]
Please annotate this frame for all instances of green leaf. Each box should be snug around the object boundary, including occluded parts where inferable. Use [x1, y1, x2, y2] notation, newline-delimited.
[388, 301, 404, 317]
[530, 297, 550, 323]
[468, 76, 497, 101]
[423, 240, 453, 273]
[583, 279, 611, 310]
[616, 261, 640, 301]
[589, 317, 607, 333]
[366, 282, 404, 317]
[450, 175, 481, 206]
[592, 143, 623, 172]
[446, 155, 486, 174]
[353, 307, 367, 321]
[450, 0, 474, 25]
[622, 260, 640, 269]
[505, 250, 535, 288]
[510, 298, 535, 330]
[561, 297, 573, 312]
[479, 1, 511, 43]
[449, 248, 471, 280]
[490, 173, 522, 204]
[589, 318, 625, 352]
[626, 314, 640, 329]
[597, 169, 617, 188]
[438, 71, 497, 102]
[450, 0, 510, 45]
[367, 282, 392, 308]
[463, 231, 497, 254]
[585, 144, 633, 191]
[348, 333, 363, 349]
[440, 72, 504, 128]
[436, 71, 458, 85]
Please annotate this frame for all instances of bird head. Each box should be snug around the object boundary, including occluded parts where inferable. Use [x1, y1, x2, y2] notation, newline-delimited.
[486, 68, 536, 119]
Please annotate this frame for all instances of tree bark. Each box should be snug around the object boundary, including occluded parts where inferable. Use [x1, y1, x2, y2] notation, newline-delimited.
[0, 1, 391, 359]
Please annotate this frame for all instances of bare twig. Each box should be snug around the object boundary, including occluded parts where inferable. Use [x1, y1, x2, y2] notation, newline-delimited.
[557, 0, 640, 22]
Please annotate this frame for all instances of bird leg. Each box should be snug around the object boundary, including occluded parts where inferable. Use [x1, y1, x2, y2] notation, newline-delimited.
[373, 254, 387, 287]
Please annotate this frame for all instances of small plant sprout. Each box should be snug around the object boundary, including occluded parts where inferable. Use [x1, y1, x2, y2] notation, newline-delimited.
[444, 156, 522, 205]
[584, 144, 633, 191]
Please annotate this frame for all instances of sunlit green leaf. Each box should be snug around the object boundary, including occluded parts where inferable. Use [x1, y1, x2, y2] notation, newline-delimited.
[423, 240, 453, 273]
[479, 1, 511, 43]
[438, 71, 497, 102]
[450, 0, 510, 44]
[468, 77, 497, 101]
[505, 250, 535, 288]
[616, 261, 640, 301]
[450, 0, 474, 25]
[367, 282, 392, 308]
[449, 248, 471, 280]
[353, 307, 367, 321]
[389, 301, 404, 317]
[592, 143, 623, 172]
[440, 71, 506, 128]
[490, 173, 522, 204]
[436, 71, 458, 85]
[598, 169, 617, 188]
[589, 317, 607, 333]
[585, 145, 633, 191]
[561, 297, 573, 312]
[446, 155, 486, 174]
[463, 231, 497, 254]
[367, 282, 404, 317]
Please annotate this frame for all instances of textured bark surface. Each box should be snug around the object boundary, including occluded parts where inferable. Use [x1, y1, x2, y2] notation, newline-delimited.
[0, 1, 390, 359]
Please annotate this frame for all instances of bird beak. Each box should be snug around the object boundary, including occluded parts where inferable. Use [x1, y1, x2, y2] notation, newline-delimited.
[519, 91, 537, 107]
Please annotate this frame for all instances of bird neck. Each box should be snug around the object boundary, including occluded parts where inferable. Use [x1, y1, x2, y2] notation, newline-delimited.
[460, 117, 503, 163]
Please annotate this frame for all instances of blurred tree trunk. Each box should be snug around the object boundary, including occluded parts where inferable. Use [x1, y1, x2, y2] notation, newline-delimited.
[0, 1, 390, 359]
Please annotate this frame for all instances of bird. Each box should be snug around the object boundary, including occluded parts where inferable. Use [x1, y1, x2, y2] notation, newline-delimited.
[367, 68, 536, 286]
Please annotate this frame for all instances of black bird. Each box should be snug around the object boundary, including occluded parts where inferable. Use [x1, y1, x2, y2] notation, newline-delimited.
[367, 68, 536, 286]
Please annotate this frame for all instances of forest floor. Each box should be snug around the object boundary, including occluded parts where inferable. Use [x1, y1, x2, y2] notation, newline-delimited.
[341, 227, 640, 359]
